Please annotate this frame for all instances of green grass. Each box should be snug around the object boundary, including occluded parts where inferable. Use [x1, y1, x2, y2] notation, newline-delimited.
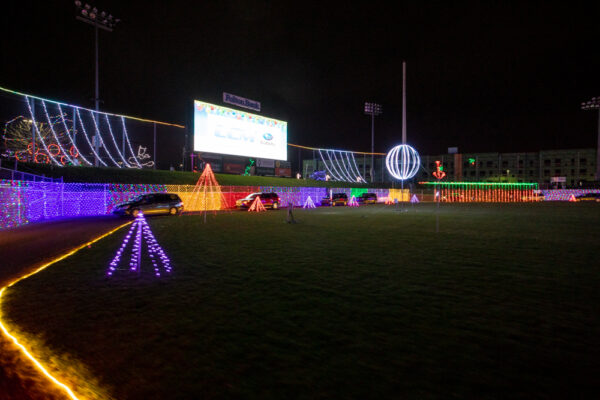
[3, 203, 600, 399]
[14, 162, 389, 188]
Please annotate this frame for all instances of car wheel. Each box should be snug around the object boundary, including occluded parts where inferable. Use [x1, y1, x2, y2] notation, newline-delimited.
[272, 202, 278, 210]
[169, 207, 177, 215]
[131, 209, 140, 218]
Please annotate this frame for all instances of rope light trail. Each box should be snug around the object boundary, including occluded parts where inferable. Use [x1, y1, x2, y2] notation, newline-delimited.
[89, 109, 121, 168]
[25, 97, 62, 166]
[104, 114, 130, 168]
[57, 104, 92, 166]
[76, 108, 107, 167]
[41, 101, 74, 165]
[0, 222, 131, 400]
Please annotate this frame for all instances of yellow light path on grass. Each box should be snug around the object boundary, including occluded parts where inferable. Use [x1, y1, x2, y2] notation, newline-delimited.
[0, 221, 131, 400]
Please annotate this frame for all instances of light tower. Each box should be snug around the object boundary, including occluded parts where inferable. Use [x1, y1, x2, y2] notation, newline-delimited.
[581, 97, 600, 181]
[364, 102, 382, 182]
[74, 1, 120, 166]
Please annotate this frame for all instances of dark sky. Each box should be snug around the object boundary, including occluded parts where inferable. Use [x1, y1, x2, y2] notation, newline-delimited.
[2, 1, 599, 156]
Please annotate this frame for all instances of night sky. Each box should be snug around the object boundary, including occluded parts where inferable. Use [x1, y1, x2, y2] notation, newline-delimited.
[2, 1, 599, 157]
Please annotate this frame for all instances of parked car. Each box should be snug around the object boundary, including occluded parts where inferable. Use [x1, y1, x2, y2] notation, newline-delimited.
[322, 193, 348, 206]
[357, 192, 377, 204]
[113, 193, 184, 217]
[236, 192, 280, 209]
[575, 192, 600, 202]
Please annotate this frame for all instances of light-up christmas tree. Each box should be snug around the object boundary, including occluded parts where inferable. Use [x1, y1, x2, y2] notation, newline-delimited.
[248, 196, 266, 212]
[303, 196, 316, 209]
[348, 195, 359, 207]
[410, 194, 420, 203]
[107, 211, 171, 278]
[187, 163, 229, 215]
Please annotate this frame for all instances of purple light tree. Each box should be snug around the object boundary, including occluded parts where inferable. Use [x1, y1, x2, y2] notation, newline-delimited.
[107, 212, 171, 278]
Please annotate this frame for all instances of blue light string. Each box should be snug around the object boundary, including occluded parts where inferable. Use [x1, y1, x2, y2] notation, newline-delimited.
[56, 103, 92, 166]
[104, 114, 131, 167]
[75, 108, 108, 167]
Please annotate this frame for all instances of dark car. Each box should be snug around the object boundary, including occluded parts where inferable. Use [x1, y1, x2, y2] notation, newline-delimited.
[236, 192, 280, 209]
[357, 192, 377, 204]
[321, 193, 348, 206]
[575, 192, 600, 202]
[113, 193, 184, 217]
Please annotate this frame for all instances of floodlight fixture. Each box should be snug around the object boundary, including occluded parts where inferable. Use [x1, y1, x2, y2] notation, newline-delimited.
[580, 96, 600, 180]
[364, 102, 382, 182]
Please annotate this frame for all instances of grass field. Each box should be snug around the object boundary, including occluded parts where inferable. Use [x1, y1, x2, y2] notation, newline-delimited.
[2, 203, 600, 399]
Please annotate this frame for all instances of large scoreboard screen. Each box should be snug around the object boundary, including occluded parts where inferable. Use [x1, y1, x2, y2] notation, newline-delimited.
[193, 100, 287, 160]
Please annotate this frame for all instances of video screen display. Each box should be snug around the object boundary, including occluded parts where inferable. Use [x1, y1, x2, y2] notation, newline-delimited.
[193, 100, 287, 160]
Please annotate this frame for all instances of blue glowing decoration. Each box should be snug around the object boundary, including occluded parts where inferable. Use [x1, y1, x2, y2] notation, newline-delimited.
[385, 144, 420, 180]
[310, 170, 327, 181]
[107, 211, 171, 278]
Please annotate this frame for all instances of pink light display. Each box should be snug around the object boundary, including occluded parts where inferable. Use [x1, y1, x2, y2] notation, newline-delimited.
[107, 211, 171, 278]
[348, 195, 359, 207]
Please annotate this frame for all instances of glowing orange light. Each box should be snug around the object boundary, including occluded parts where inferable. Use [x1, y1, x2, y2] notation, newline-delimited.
[0, 222, 131, 400]
[247, 196, 266, 212]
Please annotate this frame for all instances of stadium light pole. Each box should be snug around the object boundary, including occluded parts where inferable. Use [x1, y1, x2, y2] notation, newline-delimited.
[581, 97, 600, 181]
[74, 1, 120, 166]
[364, 102, 382, 182]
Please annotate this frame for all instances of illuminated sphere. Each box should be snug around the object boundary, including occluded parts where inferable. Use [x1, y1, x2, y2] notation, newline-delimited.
[385, 144, 421, 180]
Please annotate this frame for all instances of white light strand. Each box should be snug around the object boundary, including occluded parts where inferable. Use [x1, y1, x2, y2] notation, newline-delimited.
[41, 101, 74, 165]
[318, 150, 343, 181]
[75, 108, 108, 167]
[317, 149, 365, 182]
[24, 97, 62, 166]
[385, 144, 420, 180]
[330, 151, 353, 182]
[104, 114, 131, 167]
[57, 103, 92, 165]
[88, 109, 121, 167]
[122, 116, 142, 168]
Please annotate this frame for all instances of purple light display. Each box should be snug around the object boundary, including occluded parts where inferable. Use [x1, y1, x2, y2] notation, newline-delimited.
[541, 189, 600, 201]
[107, 211, 171, 278]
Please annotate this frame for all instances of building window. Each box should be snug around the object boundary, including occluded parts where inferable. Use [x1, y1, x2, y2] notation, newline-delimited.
[580, 169, 587, 174]
[486, 161, 493, 167]
[544, 170, 550, 176]
[544, 160, 551, 166]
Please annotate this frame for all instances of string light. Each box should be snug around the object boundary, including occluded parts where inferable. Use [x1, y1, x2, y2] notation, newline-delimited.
[419, 182, 539, 202]
[57, 103, 92, 165]
[121, 116, 142, 168]
[25, 96, 62, 166]
[303, 196, 316, 208]
[107, 212, 171, 277]
[248, 196, 267, 212]
[104, 114, 131, 167]
[75, 108, 107, 166]
[317, 149, 366, 182]
[89, 108, 121, 167]
[40, 101, 76, 165]
[0, 222, 130, 400]
[385, 144, 420, 181]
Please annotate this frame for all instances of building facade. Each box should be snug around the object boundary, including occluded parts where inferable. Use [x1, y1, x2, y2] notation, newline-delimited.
[303, 148, 598, 188]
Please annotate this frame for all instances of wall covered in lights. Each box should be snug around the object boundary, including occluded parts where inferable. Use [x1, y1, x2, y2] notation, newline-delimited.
[4, 180, 590, 229]
[0, 181, 405, 229]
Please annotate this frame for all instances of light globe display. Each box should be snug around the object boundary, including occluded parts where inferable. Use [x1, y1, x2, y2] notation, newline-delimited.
[385, 144, 421, 180]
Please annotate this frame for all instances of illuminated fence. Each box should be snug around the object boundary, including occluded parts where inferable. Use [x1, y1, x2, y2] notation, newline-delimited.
[419, 182, 539, 202]
[0, 181, 407, 229]
[541, 189, 600, 201]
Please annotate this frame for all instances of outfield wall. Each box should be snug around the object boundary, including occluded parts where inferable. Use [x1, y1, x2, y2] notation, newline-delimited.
[0, 180, 409, 229]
